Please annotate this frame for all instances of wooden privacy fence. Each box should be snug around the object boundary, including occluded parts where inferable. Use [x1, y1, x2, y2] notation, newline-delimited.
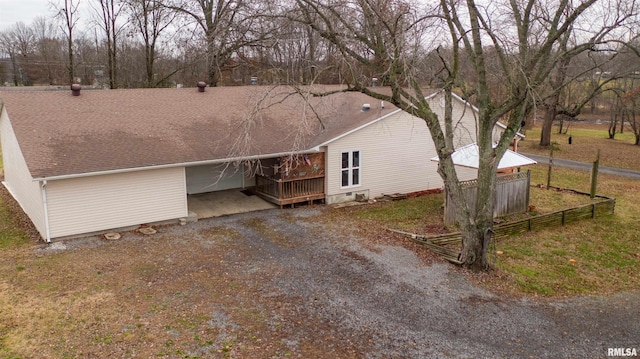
[444, 171, 531, 226]
[392, 193, 616, 264]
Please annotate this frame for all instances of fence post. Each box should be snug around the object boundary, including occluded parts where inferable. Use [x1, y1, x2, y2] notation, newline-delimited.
[590, 149, 600, 199]
[526, 170, 531, 209]
[547, 144, 555, 189]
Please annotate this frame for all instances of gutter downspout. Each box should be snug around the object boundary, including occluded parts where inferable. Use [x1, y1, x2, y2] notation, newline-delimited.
[41, 180, 51, 243]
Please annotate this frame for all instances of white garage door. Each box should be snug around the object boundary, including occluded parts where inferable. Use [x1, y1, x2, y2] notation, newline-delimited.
[186, 164, 244, 194]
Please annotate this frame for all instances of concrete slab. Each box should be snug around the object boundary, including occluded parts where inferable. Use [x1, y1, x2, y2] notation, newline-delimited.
[187, 189, 277, 219]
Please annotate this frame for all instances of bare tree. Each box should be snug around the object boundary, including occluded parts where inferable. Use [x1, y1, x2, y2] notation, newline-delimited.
[0, 23, 36, 85]
[289, 0, 638, 269]
[32, 16, 64, 85]
[53, 0, 80, 84]
[537, 1, 640, 146]
[163, 0, 273, 86]
[91, 0, 125, 88]
[125, 0, 178, 87]
[625, 89, 640, 145]
[611, 80, 640, 145]
[609, 92, 624, 139]
[0, 32, 21, 86]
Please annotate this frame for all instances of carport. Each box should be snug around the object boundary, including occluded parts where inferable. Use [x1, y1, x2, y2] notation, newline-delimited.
[187, 188, 277, 219]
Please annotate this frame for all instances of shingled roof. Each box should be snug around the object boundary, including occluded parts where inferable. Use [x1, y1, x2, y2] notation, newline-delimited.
[1, 85, 401, 179]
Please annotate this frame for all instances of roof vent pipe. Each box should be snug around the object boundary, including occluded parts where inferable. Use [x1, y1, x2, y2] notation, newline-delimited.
[71, 83, 81, 96]
[197, 81, 206, 92]
[362, 103, 371, 111]
[372, 77, 378, 87]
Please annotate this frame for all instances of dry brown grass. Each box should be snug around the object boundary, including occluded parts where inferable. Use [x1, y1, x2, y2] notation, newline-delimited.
[0, 224, 364, 358]
[488, 165, 640, 296]
[519, 123, 639, 170]
[341, 184, 597, 236]
[335, 158, 639, 297]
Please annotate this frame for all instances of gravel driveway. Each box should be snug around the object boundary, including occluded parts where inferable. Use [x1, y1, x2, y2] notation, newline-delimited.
[39, 206, 640, 358]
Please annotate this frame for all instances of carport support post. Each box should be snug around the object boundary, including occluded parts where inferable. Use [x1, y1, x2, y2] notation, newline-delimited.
[590, 149, 600, 199]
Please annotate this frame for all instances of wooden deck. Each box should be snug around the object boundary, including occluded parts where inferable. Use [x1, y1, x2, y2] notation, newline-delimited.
[254, 174, 325, 208]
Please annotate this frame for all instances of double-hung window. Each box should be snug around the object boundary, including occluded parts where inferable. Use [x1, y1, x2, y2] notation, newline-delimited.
[341, 150, 360, 188]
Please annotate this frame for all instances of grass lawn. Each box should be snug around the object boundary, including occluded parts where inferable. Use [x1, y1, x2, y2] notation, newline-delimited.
[351, 176, 597, 236]
[0, 197, 31, 249]
[0, 145, 30, 249]
[519, 123, 639, 170]
[341, 162, 639, 297]
[491, 165, 640, 296]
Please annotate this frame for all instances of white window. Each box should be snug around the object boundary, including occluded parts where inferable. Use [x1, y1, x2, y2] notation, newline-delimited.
[341, 150, 360, 188]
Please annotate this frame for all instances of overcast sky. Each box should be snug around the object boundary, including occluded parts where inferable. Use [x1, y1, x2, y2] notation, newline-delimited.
[0, 0, 54, 31]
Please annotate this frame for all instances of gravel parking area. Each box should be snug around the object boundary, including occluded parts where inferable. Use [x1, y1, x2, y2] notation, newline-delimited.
[17, 207, 640, 358]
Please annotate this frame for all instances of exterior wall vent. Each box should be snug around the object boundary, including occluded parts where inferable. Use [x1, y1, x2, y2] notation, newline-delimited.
[71, 83, 81, 96]
[197, 81, 206, 92]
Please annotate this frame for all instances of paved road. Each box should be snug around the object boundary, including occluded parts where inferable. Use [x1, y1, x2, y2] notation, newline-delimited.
[522, 153, 640, 180]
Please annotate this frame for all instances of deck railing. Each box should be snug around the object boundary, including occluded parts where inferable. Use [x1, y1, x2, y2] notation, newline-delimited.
[255, 175, 325, 207]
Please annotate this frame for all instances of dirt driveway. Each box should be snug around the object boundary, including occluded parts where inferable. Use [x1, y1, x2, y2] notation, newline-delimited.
[6, 207, 639, 358]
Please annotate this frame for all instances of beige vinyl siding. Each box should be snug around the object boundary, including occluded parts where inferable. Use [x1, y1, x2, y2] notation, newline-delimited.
[186, 164, 244, 194]
[425, 93, 477, 147]
[492, 125, 522, 150]
[325, 94, 482, 203]
[0, 109, 46, 237]
[46, 167, 187, 238]
[326, 111, 441, 201]
[492, 126, 504, 144]
[456, 166, 479, 182]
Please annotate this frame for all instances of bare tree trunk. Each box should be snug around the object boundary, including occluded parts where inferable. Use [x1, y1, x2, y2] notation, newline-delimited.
[540, 102, 557, 146]
[558, 117, 564, 134]
[57, 0, 80, 84]
[631, 109, 640, 145]
[106, 36, 115, 88]
[206, 36, 220, 86]
[8, 50, 19, 86]
[67, 34, 74, 83]
[97, 0, 121, 89]
[608, 116, 618, 139]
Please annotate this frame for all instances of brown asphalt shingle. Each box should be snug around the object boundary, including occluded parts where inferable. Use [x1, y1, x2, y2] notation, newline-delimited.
[1, 86, 400, 179]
